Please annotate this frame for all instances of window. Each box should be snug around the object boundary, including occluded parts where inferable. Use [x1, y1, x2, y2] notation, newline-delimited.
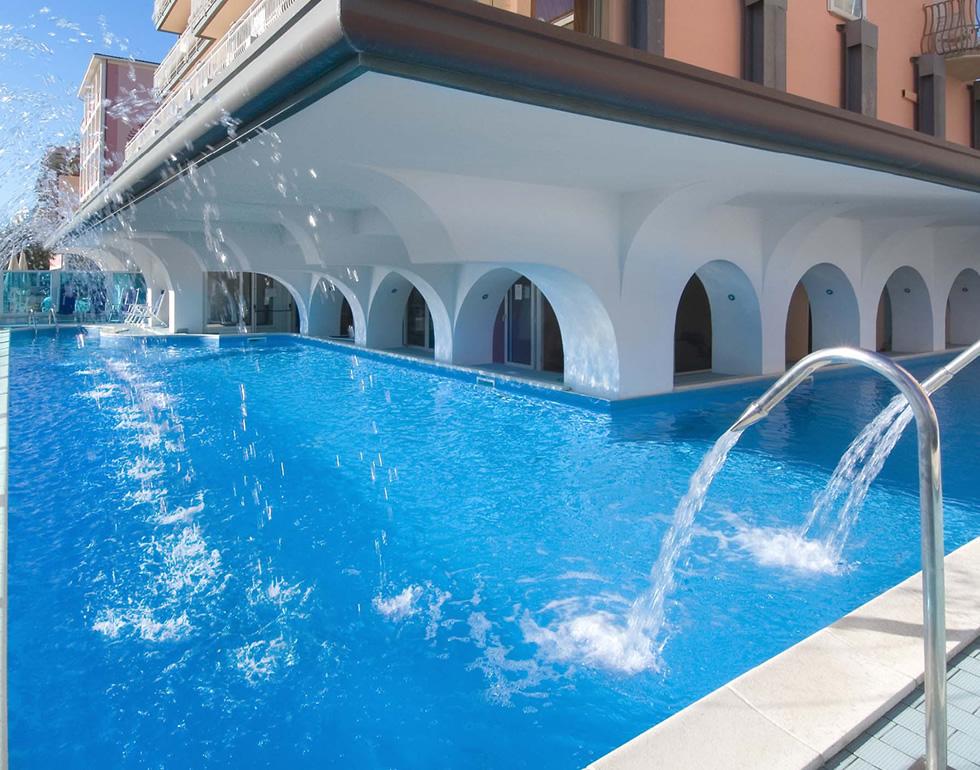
[828, 0, 865, 22]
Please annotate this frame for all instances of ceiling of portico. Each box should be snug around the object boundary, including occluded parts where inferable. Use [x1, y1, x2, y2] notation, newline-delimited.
[115, 70, 979, 236]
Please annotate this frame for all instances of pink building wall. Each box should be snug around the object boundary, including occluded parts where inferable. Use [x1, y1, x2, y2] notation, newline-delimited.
[103, 61, 157, 180]
[947, 76, 973, 146]
[872, 0, 922, 131]
[786, 0, 842, 108]
[664, 0, 741, 79]
[658, 0, 975, 147]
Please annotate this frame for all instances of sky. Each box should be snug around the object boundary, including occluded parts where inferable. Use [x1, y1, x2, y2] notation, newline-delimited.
[0, 1, 173, 226]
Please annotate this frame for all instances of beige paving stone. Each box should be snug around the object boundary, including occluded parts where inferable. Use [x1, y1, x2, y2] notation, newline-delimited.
[587, 686, 821, 770]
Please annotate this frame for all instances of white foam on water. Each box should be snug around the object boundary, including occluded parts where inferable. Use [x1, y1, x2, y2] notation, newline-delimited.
[557, 571, 606, 582]
[135, 610, 191, 642]
[129, 487, 167, 505]
[520, 610, 657, 675]
[233, 637, 295, 685]
[149, 524, 223, 595]
[468, 611, 492, 648]
[155, 494, 205, 526]
[425, 589, 452, 641]
[464, 611, 558, 706]
[126, 457, 164, 482]
[523, 431, 742, 675]
[373, 585, 423, 621]
[732, 525, 844, 575]
[78, 383, 119, 400]
[92, 609, 126, 639]
[92, 607, 192, 642]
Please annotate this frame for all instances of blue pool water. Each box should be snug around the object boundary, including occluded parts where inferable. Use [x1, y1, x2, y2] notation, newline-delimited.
[8, 330, 980, 769]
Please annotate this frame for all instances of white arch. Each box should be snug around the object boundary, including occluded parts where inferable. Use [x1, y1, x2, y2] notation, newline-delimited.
[452, 266, 522, 366]
[308, 272, 367, 343]
[786, 263, 861, 357]
[452, 264, 621, 395]
[675, 260, 763, 376]
[366, 268, 453, 360]
[876, 266, 934, 353]
[946, 268, 980, 347]
[248, 270, 307, 334]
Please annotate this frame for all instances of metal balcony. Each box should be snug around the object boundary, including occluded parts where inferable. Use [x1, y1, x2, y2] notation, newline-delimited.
[153, 30, 211, 94]
[153, 0, 194, 34]
[127, 0, 303, 162]
[189, 0, 254, 40]
[923, 0, 980, 81]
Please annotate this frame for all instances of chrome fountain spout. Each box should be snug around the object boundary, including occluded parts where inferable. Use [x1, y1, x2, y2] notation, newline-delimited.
[730, 347, 947, 770]
[921, 338, 980, 395]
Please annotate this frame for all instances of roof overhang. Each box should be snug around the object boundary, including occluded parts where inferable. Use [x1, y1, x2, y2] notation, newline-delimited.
[54, 0, 980, 245]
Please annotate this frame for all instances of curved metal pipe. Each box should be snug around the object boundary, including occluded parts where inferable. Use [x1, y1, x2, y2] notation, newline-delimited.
[731, 347, 946, 770]
[921, 338, 980, 395]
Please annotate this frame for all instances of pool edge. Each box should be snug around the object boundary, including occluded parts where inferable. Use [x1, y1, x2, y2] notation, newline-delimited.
[588, 536, 980, 770]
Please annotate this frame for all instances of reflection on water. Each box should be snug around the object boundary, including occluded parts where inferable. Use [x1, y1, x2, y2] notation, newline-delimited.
[9, 335, 980, 769]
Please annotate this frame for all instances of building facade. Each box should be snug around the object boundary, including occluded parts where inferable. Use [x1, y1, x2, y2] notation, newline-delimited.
[55, 0, 980, 398]
[78, 55, 158, 202]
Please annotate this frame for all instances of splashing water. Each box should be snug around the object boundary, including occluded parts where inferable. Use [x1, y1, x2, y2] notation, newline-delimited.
[798, 394, 912, 559]
[625, 429, 743, 644]
[526, 430, 743, 674]
[731, 524, 842, 574]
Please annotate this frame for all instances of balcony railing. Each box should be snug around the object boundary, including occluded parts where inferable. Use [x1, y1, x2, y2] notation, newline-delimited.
[126, 0, 302, 162]
[153, 0, 178, 28]
[923, 0, 979, 56]
[189, 0, 225, 36]
[153, 0, 193, 33]
[153, 30, 211, 94]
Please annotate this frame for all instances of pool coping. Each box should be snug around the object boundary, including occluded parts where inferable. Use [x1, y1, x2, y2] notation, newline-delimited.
[589, 535, 980, 770]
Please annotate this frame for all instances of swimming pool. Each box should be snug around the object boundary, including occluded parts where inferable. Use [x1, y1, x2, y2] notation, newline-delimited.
[8, 330, 980, 768]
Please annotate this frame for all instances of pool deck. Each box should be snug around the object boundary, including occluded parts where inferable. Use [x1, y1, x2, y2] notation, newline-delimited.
[825, 638, 980, 769]
[590, 536, 980, 770]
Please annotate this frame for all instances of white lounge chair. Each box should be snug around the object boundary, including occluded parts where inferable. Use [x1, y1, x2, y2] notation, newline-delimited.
[124, 293, 166, 328]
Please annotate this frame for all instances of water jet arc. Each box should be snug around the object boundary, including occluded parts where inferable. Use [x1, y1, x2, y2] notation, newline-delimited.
[731, 347, 946, 770]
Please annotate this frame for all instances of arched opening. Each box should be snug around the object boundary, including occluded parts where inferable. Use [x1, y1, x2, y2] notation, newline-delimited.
[875, 266, 932, 353]
[946, 268, 980, 348]
[674, 275, 712, 373]
[205, 271, 300, 333]
[404, 287, 434, 350]
[489, 276, 564, 375]
[366, 271, 449, 359]
[453, 268, 564, 380]
[784, 263, 860, 364]
[308, 278, 357, 340]
[674, 261, 762, 381]
[785, 283, 812, 364]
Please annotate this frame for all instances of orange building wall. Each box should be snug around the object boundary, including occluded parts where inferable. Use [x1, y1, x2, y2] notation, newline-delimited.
[786, 1, 842, 108]
[946, 76, 974, 146]
[664, 0, 741, 79]
[868, 0, 921, 132]
[659, 0, 973, 149]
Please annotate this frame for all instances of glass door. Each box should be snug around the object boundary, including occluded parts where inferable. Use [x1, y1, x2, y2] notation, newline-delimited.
[404, 288, 432, 349]
[506, 277, 534, 366]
